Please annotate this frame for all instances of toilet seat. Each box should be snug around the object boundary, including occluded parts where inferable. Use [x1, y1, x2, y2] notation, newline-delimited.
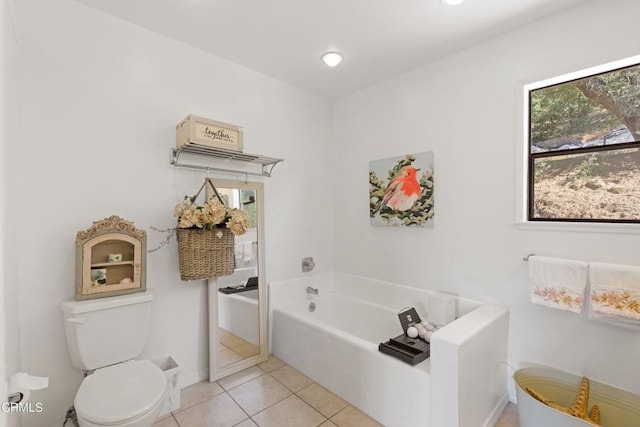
[75, 360, 166, 426]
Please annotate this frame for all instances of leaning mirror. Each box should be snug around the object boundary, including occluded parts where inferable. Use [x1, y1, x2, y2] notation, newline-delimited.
[207, 178, 268, 381]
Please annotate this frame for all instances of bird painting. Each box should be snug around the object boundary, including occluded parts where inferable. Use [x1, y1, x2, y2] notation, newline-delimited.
[369, 152, 434, 227]
[376, 166, 421, 212]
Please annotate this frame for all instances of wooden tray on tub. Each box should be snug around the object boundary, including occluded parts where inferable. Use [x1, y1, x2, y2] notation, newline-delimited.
[379, 334, 430, 365]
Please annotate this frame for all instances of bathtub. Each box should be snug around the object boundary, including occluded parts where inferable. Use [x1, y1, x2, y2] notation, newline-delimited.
[269, 272, 509, 427]
[218, 289, 259, 346]
[215, 267, 259, 346]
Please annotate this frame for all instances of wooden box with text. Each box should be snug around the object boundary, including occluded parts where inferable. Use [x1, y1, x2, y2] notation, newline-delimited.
[176, 114, 244, 152]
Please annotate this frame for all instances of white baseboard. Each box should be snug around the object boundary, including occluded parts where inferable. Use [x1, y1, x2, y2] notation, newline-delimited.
[483, 390, 510, 427]
[179, 368, 209, 389]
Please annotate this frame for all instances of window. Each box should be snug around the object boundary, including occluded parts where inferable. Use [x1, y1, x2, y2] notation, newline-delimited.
[527, 58, 640, 223]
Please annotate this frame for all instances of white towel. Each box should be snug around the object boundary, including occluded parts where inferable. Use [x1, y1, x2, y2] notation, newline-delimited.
[242, 242, 253, 262]
[234, 243, 245, 260]
[529, 256, 588, 313]
[589, 262, 640, 323]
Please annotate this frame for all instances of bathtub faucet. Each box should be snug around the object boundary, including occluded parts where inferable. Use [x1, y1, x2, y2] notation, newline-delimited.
[306, 286, 319, 295]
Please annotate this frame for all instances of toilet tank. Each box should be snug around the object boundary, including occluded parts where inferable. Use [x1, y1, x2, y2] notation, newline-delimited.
[61, 291, 154, 371]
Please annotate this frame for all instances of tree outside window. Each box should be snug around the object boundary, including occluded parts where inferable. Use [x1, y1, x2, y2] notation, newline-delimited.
[528, 62, 640, 222]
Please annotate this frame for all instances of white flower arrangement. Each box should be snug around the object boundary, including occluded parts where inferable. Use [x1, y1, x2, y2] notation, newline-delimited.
[174, 196, 250, 236]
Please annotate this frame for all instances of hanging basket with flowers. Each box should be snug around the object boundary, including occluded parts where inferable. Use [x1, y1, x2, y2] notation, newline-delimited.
[173, 179, 249, 281]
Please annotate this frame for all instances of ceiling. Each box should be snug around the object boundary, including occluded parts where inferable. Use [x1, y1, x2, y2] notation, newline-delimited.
[73, 0, 586, 99]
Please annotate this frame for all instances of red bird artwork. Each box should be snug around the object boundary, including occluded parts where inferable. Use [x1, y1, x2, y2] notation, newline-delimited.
[378, 166, 421, 212]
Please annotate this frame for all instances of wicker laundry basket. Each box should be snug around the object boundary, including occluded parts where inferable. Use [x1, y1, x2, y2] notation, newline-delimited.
[515, 366, 640, 427]
[176, 227, 234, 281]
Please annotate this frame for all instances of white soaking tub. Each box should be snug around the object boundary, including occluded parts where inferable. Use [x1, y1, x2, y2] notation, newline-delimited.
[215, 267, 259, 346]
[219, 289, 259, 346]
[269, 272, 509, 427]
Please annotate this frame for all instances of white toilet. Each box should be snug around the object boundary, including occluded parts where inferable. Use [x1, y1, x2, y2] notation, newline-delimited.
[61, 291, 167, 427]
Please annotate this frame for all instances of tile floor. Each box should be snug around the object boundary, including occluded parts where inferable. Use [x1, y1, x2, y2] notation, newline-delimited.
[155, 355, 520, 427]
[495, 402, 520, 427]
[218, 329, 260, 368]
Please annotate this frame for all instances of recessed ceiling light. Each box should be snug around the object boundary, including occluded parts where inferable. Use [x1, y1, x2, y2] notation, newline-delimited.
[441, 0, 464, 5]
[321, 51, 344, 67]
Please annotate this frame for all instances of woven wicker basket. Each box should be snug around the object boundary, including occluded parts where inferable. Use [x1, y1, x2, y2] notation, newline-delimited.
[176, 227, 234, 281]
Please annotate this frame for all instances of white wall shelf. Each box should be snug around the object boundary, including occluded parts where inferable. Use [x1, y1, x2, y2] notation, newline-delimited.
[170, 146, 284, 177]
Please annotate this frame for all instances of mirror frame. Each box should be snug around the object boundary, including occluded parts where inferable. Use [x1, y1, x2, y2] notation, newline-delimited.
[207, 178, 268, 381]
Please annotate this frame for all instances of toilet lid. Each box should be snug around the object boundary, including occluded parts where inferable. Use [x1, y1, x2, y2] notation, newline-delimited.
[75, 360, 166, 425]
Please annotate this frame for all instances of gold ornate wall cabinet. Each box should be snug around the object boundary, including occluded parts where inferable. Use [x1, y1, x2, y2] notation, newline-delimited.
[75, 215, 147, 300]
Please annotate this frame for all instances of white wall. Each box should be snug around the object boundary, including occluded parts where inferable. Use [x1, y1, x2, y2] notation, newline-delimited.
[332, 0, 640, 399]
[1, 0, 6, 425]
[7, 0, 333, 425]
[4, 2, 21, 426]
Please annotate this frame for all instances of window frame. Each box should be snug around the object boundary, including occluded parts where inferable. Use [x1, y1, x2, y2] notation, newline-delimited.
[522, 55, 640, 224]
